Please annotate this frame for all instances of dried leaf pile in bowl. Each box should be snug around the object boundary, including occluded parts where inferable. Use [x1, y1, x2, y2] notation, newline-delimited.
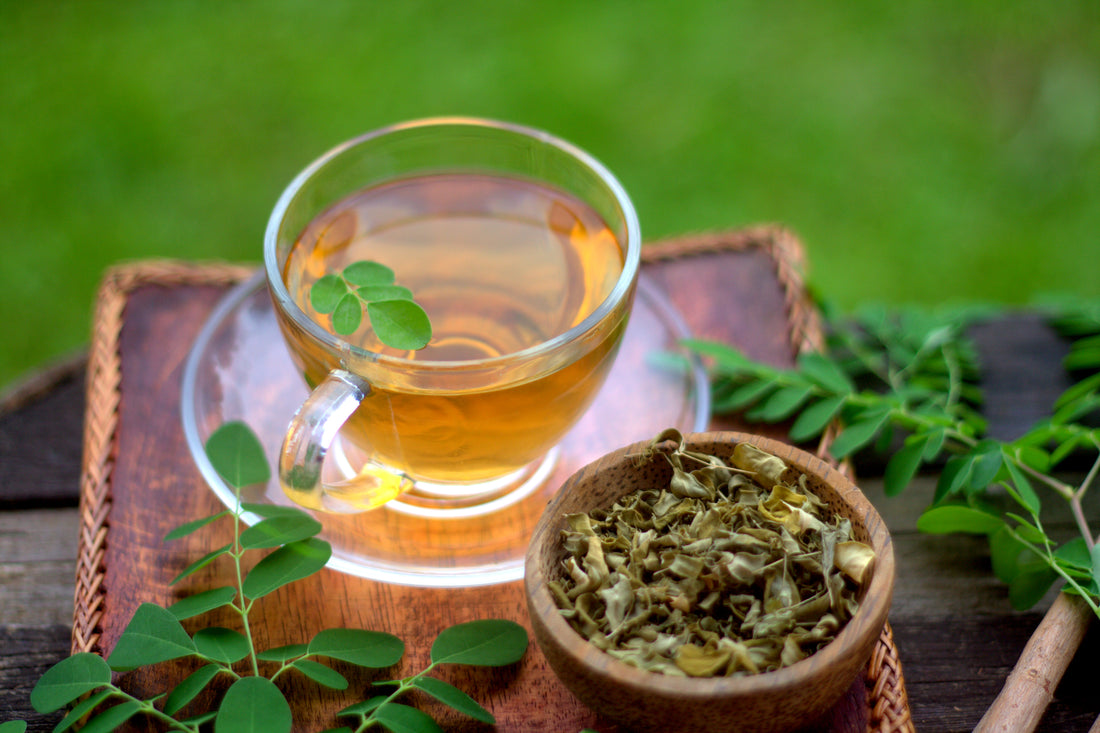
[548, 428, 876, 679]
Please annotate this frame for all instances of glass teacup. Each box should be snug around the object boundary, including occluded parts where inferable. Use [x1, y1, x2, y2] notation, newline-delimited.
[265, 118, 640, 513]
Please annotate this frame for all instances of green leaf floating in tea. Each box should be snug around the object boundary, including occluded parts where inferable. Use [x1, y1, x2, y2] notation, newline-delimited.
[309, 260, 432, 348]
[548, 429, 875, 678]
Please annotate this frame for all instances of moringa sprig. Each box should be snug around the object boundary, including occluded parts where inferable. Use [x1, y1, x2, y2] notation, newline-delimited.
[310, 260, 432, 350]
[11, 421, 525, 733]
[683, 301, 1100, 612]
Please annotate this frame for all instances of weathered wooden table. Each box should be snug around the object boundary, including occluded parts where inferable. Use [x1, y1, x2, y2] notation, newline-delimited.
[2, 235, 1097, 732]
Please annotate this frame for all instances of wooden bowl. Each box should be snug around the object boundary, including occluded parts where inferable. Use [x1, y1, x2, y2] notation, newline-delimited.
[524, 432, 895, 733]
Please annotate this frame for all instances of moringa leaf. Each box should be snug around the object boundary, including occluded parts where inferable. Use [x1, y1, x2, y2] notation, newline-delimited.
[989, 526, 1028, 584]
[181, 711, 218, 727]
[788, 394, 846, 442]
[194, 627, 251, 664]
[749, 383, 814, 422]
[1054, 537, 1092, 571]
[829, 407, 891, 459]
[797, 351, 854, 393]
[1091, 543, 1100, 595]
[53, 689, 113, 733]
[1064, 342, 1100, 372]
[712, 378, 777, 413]
[680, 338, 755, 373]
[1050, 433, 1085, 468]
[164, 663, 222, 715]
[1005, 513, 1047, 544]
[342, 261, 394, 287]
[967, 442, 1004, 493]
[292, 659, 348, 690]
[29, 653, 112, 713]
[917, 505, 1003, 535]
[874, 421, 896, 454]
[367, 299, 432, 350]
[357, 284, 413, 302]
[1007, 565, 1060, 611]
[242, 537, 332, 600]
[1054, 372, 1100, 412]
[332, 292, 363, 335]
[934, 455, 973, 504]
[1002, 456, 1041, 516]
[239, 514, 323, 549]
[74, 701, 142, 733]
[205, 421, 270, 489]
[310, 274, 348, 313]
[411, 676, 494, 724]
[170, 543, 233, 585]
[51, 686, 114, 726]
[108, 603, 197, 670]
[214, 677, 291, 733]
[430, 619, 528, 666]
[1053, 395, 1100, 426]
[256, 643, 309, 662]
[164, 510, 231, 541]
[240, 502, 316, 519]
[884, 437, 927, 497]
[1014, 443, 1053, 474]
[921, 426, 947, 461]
[308, 628, 404, 668]
[168, 586, 238, 620]
[372, 702, 445, 733]
[337, 697, 387, 717]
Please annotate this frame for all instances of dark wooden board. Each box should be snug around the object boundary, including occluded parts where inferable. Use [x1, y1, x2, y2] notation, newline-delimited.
[0, 353, 87, 508]
[0, 625, 70, 731]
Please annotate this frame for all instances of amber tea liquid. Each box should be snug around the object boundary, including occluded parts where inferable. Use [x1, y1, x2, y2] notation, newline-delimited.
[280, 173, 628, 485]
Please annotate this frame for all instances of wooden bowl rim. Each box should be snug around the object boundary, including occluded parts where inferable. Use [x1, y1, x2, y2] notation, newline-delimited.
[524, 430, 896, 699]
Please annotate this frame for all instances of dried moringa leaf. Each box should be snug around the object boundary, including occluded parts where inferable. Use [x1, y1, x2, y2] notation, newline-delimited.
[835, 540, 876, 585]
[551, 430, 875, 678]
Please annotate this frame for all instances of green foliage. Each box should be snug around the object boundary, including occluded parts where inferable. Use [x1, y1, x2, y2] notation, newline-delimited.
[310, 260, 432, 350]
[107, 603, 197, 670]
[29, 654, 112, 714]
[686, 300, 1100, 616]
[308, 628, 405, 668]
[215, 677, 292, 733]
[5, 420, 527, 732]
[337, 619, 528, 732]
[204, 422, 271, 488]
[1047, 299, 1100, 374]
[429, 619, 529, 666]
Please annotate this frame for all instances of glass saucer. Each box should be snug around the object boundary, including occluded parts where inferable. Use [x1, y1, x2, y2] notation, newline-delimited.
[181, 269, 710, 587]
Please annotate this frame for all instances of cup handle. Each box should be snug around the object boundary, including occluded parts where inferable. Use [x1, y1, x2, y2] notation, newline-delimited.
[279, 368, 411, 513]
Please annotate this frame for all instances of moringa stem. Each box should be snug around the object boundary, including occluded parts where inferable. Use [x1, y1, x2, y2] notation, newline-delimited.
[974, 592, 1093, 733]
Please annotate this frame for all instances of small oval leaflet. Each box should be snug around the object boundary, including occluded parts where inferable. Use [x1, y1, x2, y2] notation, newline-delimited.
[430, 619, 528, 666]
[214, 677, 291, 733]
[29, 653, 112, 714]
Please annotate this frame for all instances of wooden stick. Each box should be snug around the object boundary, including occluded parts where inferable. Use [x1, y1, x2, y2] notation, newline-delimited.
[975, 592, 1093, 733]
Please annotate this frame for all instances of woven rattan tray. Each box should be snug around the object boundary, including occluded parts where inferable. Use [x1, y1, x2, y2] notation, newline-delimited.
[74, 227, 913, 732]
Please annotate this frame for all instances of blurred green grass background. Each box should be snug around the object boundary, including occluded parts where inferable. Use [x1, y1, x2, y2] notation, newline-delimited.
[2, 1, 1098, 391]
